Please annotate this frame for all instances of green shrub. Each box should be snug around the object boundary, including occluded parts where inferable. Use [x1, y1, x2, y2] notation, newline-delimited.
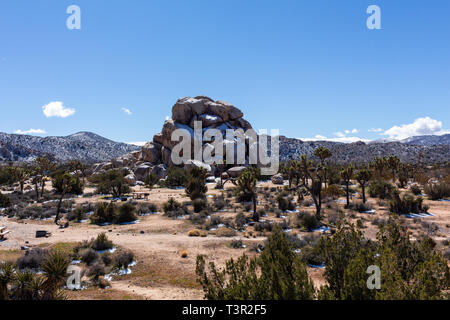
[161, 166, 186, 188]
[16, 248, 49, 270]
[192, 199, 207, 213]
[424, 182, 450, 200]
[185, 167, 208, 200]
[115, 203, 137, 224]
[235, 212, 247, 229]
[410, 184, 422, 196]
[369, 179, 397, 199]
[81, 248, 99, 266]
[114, 251, 134, 269]
[91, 232, 114, 251]
[297, 212, 320, 231]
[389, 194, 428, 214]
[0, 193, 11, 208]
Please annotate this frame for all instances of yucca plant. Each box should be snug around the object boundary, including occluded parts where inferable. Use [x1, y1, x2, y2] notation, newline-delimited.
[0, 261, 16, 300]
[41, 250, 69, 300]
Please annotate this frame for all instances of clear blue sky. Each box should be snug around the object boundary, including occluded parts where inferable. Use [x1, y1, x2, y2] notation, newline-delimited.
[0, 0, 449, 144]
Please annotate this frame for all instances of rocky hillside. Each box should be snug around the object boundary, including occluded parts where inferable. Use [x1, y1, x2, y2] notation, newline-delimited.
[276, 136, 450, 164]
[0, 132, 139, 163]
[401, 134, 450, 146]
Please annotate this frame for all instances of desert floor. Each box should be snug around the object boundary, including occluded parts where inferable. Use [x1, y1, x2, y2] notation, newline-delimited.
[1, 181, 449, 300]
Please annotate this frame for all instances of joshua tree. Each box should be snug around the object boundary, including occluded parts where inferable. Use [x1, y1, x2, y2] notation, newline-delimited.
[299, 155, 324, 219]
[12, 166, 29, 195]
[371, 157, 387, 179]
[185, 167, 208, 200]
[340, 164, 354, 208]
[35, 157, 55, 198]
[53, 172, 80, 225]
[355, 169, 372, 203]
[236, 168, 258, 215]
[314, 147, 332, 188]
[387, 155, 400, 183]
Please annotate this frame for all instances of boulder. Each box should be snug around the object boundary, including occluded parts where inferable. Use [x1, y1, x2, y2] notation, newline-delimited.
[124, 173, 137, 186]
[153, 133, 164, 145]
[226, 166, 247, 178]
[198, 113, 223, 127]
[172, 99, 193, 124]
[151, 164, 168, 179]
[134, 164, 152, 181]
[184, 159, 212, 174]
[140, 142, 162, 164]
[271, 173, 284, 185]
[161, 146, 173, 167]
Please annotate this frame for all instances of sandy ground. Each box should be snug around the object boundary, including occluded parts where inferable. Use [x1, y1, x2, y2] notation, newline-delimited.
[1, 180, 449, 300]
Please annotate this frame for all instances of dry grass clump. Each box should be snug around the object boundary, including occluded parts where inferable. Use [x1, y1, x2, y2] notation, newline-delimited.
[215, 227, 237, 237]
[187, 229, 207, 237]
[180, 250, 189, 258]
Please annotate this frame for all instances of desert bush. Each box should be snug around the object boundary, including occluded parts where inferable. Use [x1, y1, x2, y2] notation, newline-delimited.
[424, 182, 450, 200]
[322, 185, 345, 199]
[192, 198, 207, 213]
[296, 212, 320, 232]
[87, 261, 106, 280]
[215, 227, 237, 237]
[185, 167, 208, 200]
[348, 201, 373, 213]
[196, 225, 316, 300]
[254, 221, 273, 232]
[389, 194, 428, 214]
[410, 184, 422, 196]
[115, 203, 137, 224]
[0, 193, 11, 208]
[180, 250, 189, 258]
[90, 202, 116, 224]
[213, 195, 226, 211]
[369, 179, 397, 199]
[235, 212, 247, 229]
[101, 252, 113, 266]
[16, 248, 49, 270]
[91, 233, 114, 251]
[161, 166, 187, 188]
[137, 202, 159, 215]
[163, 197, 181, 216]
[276, 192, 295, 212]
[67, 206, 86, 222]
[188, 229, 202, 237]
[114, 251, 134, 270]
[189, 213, 206, 225]
[443, 249, 450, 261]
[300, 245, 324, 266]
[230, 239, 244, 249]
[81, 248, 99, 266]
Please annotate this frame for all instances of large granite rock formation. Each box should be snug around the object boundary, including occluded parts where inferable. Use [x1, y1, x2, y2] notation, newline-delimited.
[100, 96, 255, 183]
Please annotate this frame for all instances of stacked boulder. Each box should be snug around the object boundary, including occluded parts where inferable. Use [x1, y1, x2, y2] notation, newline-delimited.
[95, 96, 256, 184]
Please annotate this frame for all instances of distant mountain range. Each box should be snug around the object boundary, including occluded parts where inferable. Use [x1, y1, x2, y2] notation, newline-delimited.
[369, 134, 450, 146]
[0, 131, 448, 165]
[0, 132, 139, 163]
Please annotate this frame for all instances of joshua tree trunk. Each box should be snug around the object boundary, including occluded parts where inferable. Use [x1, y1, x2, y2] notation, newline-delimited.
[252, 194, 257, 215]
[362, 185, 366, 203]
[54, 191, 66, 225]
[34, 182, 39, 201]
[345, 182, 350, 208]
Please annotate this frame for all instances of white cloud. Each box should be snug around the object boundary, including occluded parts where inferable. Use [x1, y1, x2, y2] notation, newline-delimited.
[122, 107, 132, 115]
[14, 129, 46, 135]
[165, 116, 171, 121]
[383, 116, 449, 140]
[42, 101, 75, 118]
[127, 141, 146, 146]
[368, 128, 383, 133]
